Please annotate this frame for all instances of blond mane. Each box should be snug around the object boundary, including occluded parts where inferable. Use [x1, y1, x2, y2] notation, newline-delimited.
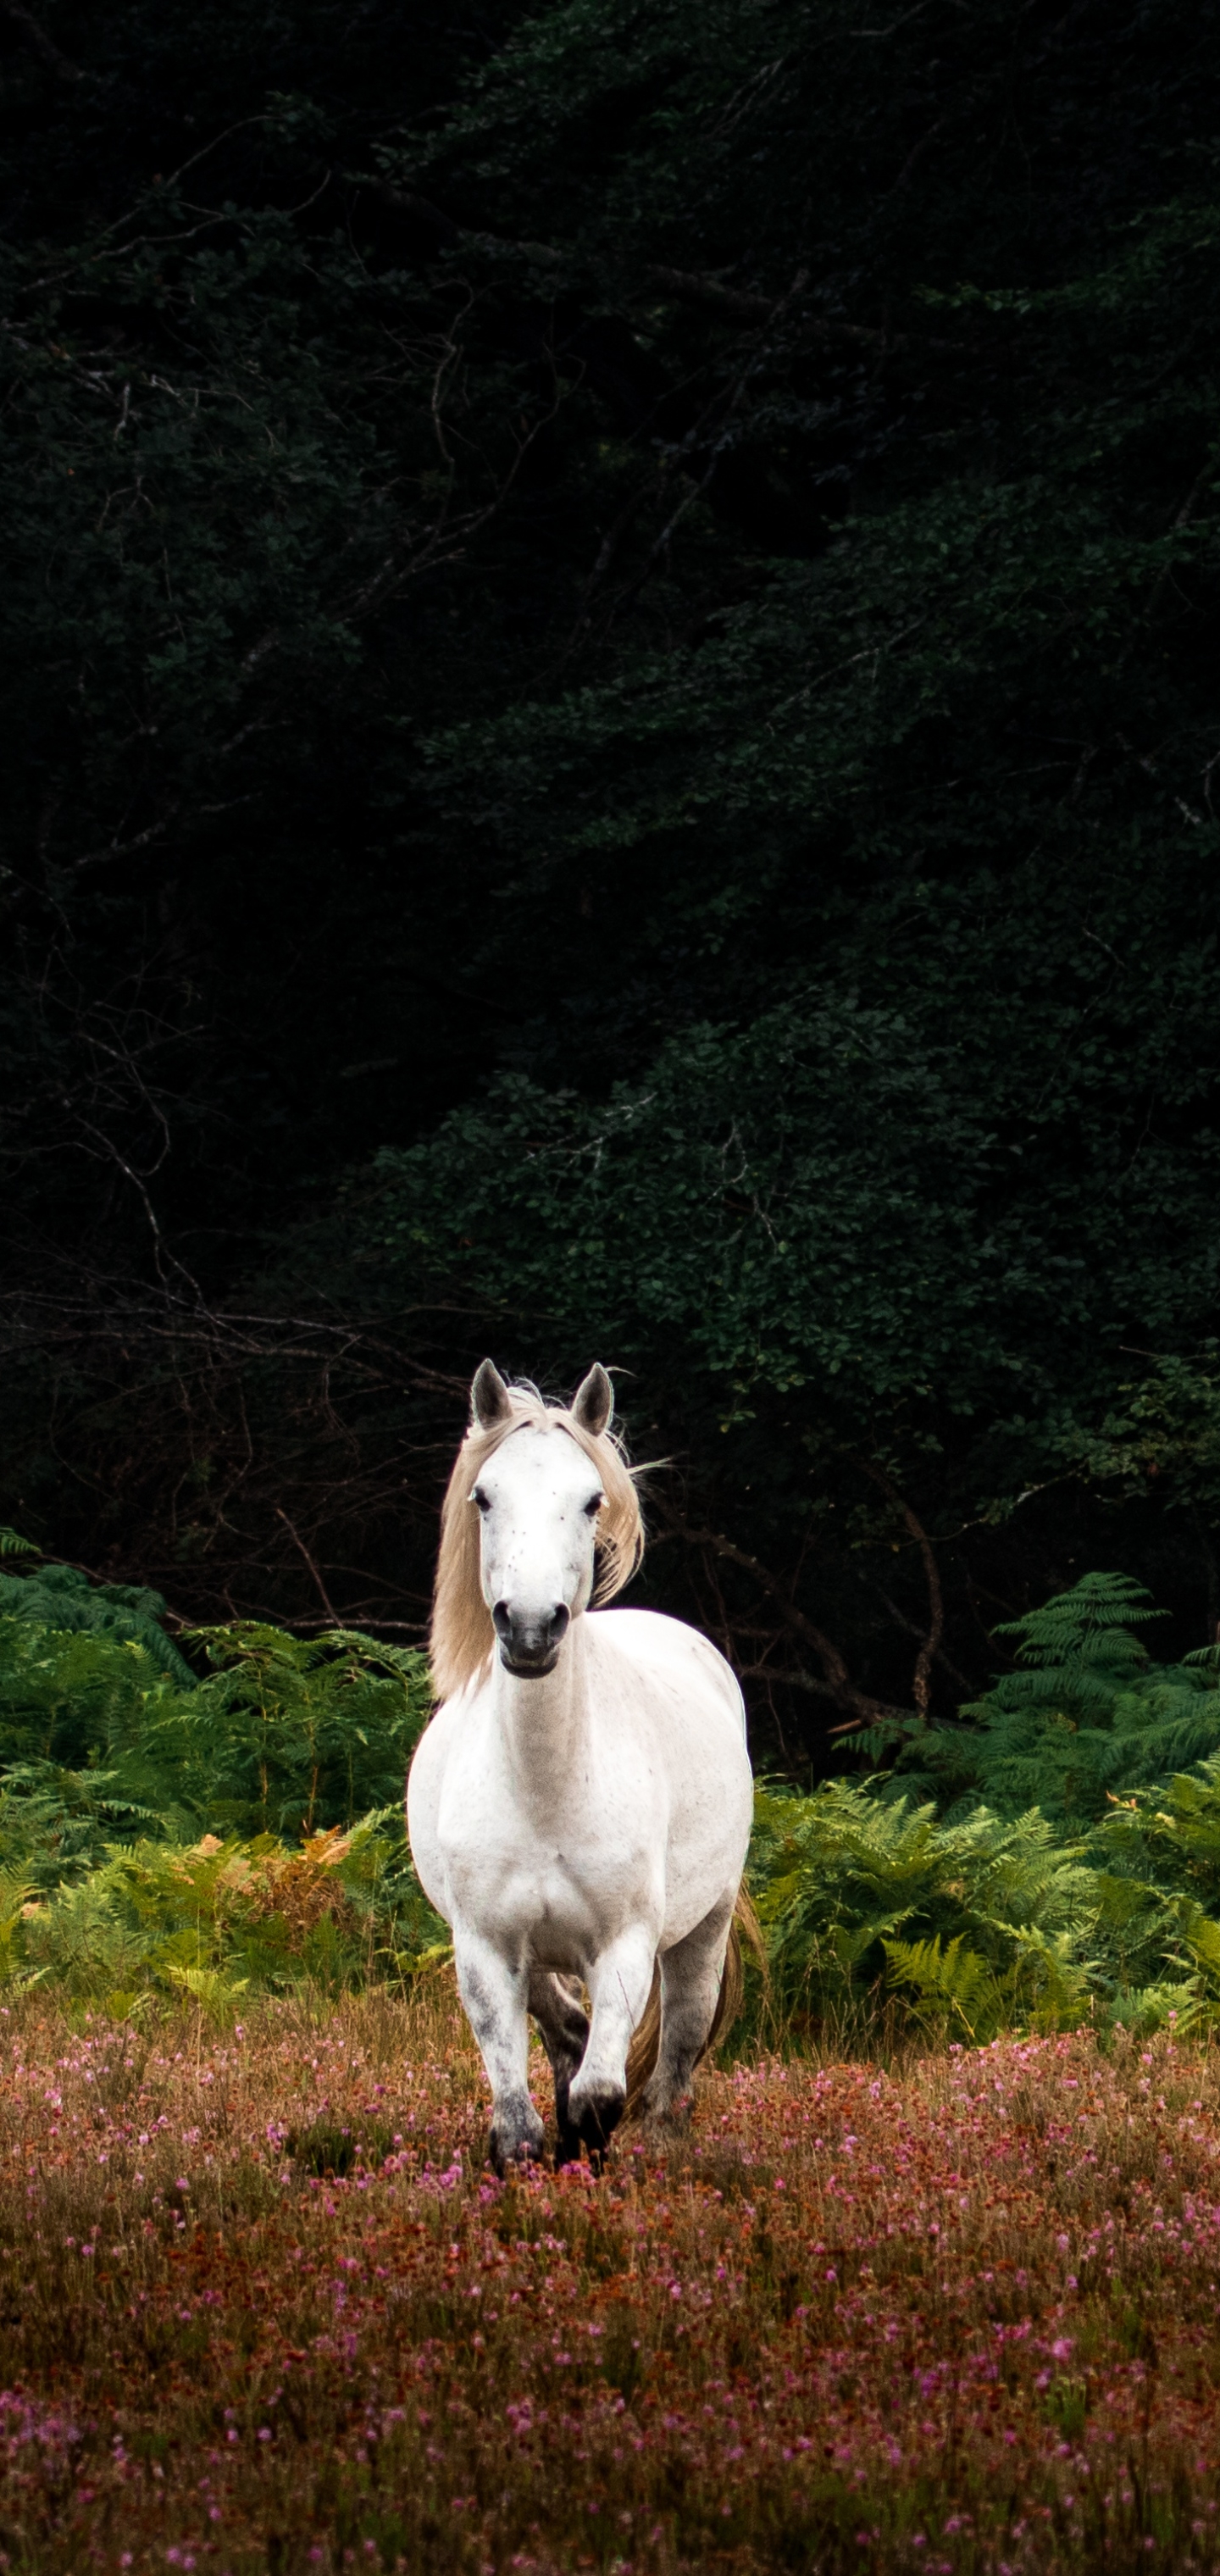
[430, 1387, 644, 1702]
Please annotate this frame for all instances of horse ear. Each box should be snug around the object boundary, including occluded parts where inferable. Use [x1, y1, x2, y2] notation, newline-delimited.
[471, 1359, 513, 1429]
[571, 1363, 613, 1437]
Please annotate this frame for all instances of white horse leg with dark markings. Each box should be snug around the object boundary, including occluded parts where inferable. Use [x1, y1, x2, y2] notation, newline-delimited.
[642, 1889, 736, 2125]
[528, 1968, 590, 2166]
[568, 1924, 656, 2157]
[452, 1926, 544, 2174]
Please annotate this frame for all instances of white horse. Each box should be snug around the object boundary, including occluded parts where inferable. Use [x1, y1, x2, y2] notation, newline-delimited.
[407, 1361, 755, 2171]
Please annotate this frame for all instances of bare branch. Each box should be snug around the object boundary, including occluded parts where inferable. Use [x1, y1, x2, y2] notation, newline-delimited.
[275, 1507, 339, 1624]
[872, 1586, 973, 1696]
[369, 180, 563, 269]
[644, 266, 900, 347]
[0, 0, 82, 80]
[650, 1497, 909, 1727]
[856, 1460, 944, 1719]
[71, 808, 181, 874]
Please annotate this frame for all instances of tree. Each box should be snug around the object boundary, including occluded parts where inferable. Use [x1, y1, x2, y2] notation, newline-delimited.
[1, 0, 1217, 1757]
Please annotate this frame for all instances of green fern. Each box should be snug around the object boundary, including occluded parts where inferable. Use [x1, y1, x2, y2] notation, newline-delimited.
[16, 1815, 448, 2003]
[0, 1557, 443, 2001]
[899, 1573, 1220, 1824]
[17, 1546, 1220, 2041]
[1106, 1979, 1203, 2035]
[162, 1623, 433, 1840]
[0, 1602, 432, 1849]
[0, 1862, 35, 1986]
[0, 1550, 197, 1690]
[164, 1963, 250, 2022]
[750, 1778, 1096, 2036]
[1098, 1752, 1220, 1898]
[882, 1934, 1006, 2040]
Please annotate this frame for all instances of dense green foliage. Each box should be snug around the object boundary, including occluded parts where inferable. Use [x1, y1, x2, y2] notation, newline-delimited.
[751, 1783, 1097, 2045]
[0, 0, 1217, 1756]
[883, 1572, 1220, 1824]
[0, 1546, 443, 2006]
[1, 1529, 197, 1685]
[751, 1570, 1220, 2043]
[0, 1598, 431, 1841]
[749, 1754, 1220, 2050]
[8, 1551, 1220, 2047]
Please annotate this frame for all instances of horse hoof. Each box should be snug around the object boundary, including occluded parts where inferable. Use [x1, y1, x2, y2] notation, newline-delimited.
[489, 2112, 546, 2177]
[640, 2092, 693, 2135]
[568, 2082, 626, 2156]
[489, 2134, 538, 2178]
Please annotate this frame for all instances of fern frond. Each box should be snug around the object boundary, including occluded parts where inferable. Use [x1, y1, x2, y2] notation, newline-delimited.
[0, 1530, 40, 1558]
[883, 1933, 1004, 2038]
[991, 1571, 1167, 1652]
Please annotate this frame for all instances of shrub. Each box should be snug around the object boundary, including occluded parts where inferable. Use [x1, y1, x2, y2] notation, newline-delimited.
[18, 1816, 448, 2012]
[0, 1540, 444, 2007]
[750, 1780, 1096, 2044]
[14, 1544, 1220, 2046]
[890, 1572, 1220, 1826]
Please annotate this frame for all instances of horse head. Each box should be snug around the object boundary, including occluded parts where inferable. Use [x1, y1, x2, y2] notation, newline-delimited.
[468, 1361, 613, 1676]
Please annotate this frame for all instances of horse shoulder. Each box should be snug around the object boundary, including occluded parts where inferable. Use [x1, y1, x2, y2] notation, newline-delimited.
[586, 1607, 735, 1710]
[584, 1607, 747, 1741]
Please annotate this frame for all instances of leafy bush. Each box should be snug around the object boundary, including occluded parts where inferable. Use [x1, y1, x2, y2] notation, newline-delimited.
[750, 1781, 1096, 2045]
[0, 1532, 197, 1688]
[0, 1544, 444, 2008]
[14, 1545, 1220, 2046]
[0, 1567, 433, 1846]
[740, 1574, 1220, 2046]
[131, 1623, 434, 1842]
[884, 1573, 1220, 1827]
[18, 1817, 447, 2016]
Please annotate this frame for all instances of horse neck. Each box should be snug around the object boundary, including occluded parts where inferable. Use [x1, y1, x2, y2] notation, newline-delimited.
[490, 1612, 591, 1808]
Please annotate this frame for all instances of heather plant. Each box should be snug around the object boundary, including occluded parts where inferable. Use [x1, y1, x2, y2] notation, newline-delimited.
[1, 2000, 1220, 2571]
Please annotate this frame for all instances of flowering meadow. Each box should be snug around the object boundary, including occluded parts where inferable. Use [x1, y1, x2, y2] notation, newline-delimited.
[2, 1993, 1220, 2574]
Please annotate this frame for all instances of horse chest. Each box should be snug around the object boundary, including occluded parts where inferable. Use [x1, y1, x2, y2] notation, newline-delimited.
[527, 1850, 609, 1964]
[442, 1804, 655, 1964]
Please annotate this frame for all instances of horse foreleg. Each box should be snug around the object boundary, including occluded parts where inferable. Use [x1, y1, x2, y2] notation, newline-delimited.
[452, 1925, 545, 2174]
[568, 1926, 656, 2162]
[528, 1968, 590, 2167]
[641, 1890, 735, 2128]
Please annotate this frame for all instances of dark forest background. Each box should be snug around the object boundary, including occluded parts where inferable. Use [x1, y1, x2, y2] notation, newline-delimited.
[2, 0, 1218, 1767]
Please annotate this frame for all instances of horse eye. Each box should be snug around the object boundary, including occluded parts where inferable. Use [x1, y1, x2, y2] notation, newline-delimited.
[585, 1493, 605, 1518]
[470, 1486, 491, 1513]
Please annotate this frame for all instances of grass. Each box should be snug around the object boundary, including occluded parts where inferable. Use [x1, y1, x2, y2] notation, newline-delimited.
[3, 1990, 1220, 2571]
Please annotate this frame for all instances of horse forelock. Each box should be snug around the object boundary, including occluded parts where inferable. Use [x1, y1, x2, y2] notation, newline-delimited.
[430, 1389, 644, 1704]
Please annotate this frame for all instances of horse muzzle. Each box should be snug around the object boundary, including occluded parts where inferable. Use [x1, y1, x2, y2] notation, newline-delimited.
[492, 1600, 570, 1676]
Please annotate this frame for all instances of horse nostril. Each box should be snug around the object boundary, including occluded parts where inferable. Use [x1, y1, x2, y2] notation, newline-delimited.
[493, 1601, 569, 1664]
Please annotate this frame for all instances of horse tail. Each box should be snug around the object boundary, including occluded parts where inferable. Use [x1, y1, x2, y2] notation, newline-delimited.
[706, 1879, 768, 2057]
[623, 1879, 768, 2121]
[623, 1963, 663, 2120]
